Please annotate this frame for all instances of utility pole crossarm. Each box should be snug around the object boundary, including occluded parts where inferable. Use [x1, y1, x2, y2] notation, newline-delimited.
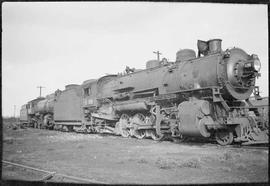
[37, 86, 45, 97]
[153, 50, 162, 61]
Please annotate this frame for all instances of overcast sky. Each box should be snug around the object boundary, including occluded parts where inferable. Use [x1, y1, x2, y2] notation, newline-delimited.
[2, 2, 268, 117]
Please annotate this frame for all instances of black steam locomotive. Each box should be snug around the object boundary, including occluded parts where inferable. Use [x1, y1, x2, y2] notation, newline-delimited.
[20, 39, 268, 145]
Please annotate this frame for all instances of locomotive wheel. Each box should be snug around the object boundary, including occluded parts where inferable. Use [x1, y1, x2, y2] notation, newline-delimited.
[130, 113, 147, 139]
[130, 113, 146, 139]
[132, 113, 146, 125]
[215, 130, 234, 146]
[114, 122, 121, 135]
[133, 129, 146, 139]
[67, 125, 73, 132]
[150, 130, 164, 141]
[119, 114, 130, 138]
[120, 126, 129, 138]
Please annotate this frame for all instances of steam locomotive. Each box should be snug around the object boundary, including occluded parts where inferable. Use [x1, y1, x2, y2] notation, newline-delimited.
[20, 39, 268, 145]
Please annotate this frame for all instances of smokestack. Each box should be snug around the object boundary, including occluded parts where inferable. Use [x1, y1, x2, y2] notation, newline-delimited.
[208, 39, 222, 54]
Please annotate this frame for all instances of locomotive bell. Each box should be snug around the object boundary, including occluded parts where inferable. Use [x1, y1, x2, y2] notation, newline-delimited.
[175, 49, 196, 63]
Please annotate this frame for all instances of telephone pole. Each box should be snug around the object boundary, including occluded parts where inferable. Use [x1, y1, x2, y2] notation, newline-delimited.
[153, 50, 162, 61]
[37, 86, 45, 97]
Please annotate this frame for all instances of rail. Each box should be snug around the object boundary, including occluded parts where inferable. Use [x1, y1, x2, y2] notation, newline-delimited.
[2, 160, 106, 184]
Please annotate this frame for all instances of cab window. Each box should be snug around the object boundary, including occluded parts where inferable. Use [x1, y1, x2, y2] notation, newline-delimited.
[84, 88, 91, 96]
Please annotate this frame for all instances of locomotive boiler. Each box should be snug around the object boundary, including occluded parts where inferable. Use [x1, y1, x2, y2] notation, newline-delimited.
[82, 39, 267, 145]
[20, 91, 61, 129]
[20, 97, 45, 128]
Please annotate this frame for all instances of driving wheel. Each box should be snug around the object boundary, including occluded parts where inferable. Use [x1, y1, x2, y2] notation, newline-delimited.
[215, 130, 234, 145]
[133, 129, 146, 139]
[130, 113, 147, 139]
[150, 130, 164, 141]
[119, 114, 130, 138]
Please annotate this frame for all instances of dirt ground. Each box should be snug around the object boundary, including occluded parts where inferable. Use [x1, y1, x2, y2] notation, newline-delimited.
[2, 122, 269, 184]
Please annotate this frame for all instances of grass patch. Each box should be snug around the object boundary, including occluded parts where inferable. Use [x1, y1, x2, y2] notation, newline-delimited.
[155, 157, 202, 170]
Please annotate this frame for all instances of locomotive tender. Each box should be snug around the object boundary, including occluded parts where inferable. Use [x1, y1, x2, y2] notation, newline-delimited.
[20, 39, 268, 145]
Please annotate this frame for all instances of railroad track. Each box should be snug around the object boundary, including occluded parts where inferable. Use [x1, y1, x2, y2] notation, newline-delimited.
[2, 160, 106, 184]
[67, 128, 270, 149]
[226, 144, 269, 150]
[198, 143, 269, 151]
[17, 126, 269, 150]
[170, 139, 269, 151]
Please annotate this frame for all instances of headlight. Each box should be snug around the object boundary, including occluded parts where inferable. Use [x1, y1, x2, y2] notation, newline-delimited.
[252, 54, 261, 72]
[254, 59, 261, 72]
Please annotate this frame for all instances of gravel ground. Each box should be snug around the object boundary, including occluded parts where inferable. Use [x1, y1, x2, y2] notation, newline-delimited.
[2, 123, 269, 184]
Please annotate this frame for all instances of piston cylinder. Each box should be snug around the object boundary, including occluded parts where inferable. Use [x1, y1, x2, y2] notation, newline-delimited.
[178, 100, 213, 137]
